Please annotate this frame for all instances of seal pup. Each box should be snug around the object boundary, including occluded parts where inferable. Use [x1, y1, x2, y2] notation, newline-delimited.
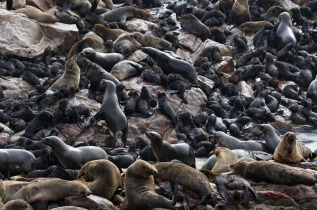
[230, 0, 251, 26]
[131, 32, 172, 51]
[46, 56, 80, 95]
[42, 136, 108, 169]
[257, 124, 281, 153]
[125, 160, 176, 210]
[8, 179, 91, 208]
[276, 12, 297, 48]
[79, 48, 123, 71]
[141, 47, 199, 86]
[212, 147, 238, 174]
[273, 132, 315, 163]
[100, 6, 152, 23]
[231, 160, 316, 185]
[214, 131, 269, 152]
[0, 149, 36, 179]
[87, 80, 128, 146]
[180, 14, 210, 41]
[77, 159, 122, 200]
[15, 6, 59, 23]
[110, 60, 142, 81]
[154, 162, 221, 209]
[146, 131, 196, 167]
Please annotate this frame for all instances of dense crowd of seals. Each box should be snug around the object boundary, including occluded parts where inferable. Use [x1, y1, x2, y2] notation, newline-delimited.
[0, 0, 317, 209]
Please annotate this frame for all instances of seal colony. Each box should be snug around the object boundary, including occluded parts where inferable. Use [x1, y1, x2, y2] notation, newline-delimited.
[0, 0, 317, 209]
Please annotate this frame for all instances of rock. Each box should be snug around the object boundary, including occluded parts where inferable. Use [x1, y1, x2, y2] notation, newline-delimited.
[179, 34, 203, 53]
[0, 9, 78, 58]
[179, 87, 207, 115]
[279, 0, 300, 10]
[127, 49, 148, 62]
[198, 75, 215, 97]
[237, 81, 254, 98]
[26, 0, 55, 11]
[214, 56, 234, 74]
[126, 18, 158, 33]
[51, 206, 87, 210]
[62, 195, 117, 210]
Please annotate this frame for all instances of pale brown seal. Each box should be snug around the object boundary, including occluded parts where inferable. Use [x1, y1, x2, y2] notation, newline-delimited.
[15, 6, 58, 23]
[212, 147, 239, 174]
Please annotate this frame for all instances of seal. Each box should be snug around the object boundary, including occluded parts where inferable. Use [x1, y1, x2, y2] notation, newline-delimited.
[214, 131, 269, 152]
[46, 56, 80, 95]
[257, 124, 281, 153]
[0, 149, 36, 179]
[307, 76, 317, 104]
[42, 136, 108, 169]
[77, 159, 122, 200]
[154, 162, 221, 208]
[100, 6, 152, 22]
[87, 80, 128, 146]
[180, 14, 210, 41]
[131, 32, 172, 51]
[15, 6, 58, 23]
[231, 160, 316, 185]
[276, 12, 297, 49]
[230, 0, 251, 26]
[8, 179, 91, 207]
[145, 131, 196, 167]
[273, 132, 315, 163]
[92, 24, 125, 42]
[110, 60, 143, 81]
[239, 21, 268, 33]
[80, 47, 123, 71]
[3, 199, 32, 210]
[141, 47, 199, 86]
[158, 92, 177, 125]
[124, 160, 176, 210]
[68, 37, 104, 58]
[0, 179, 4, 208]
[212, 147, 238, 174]
[24, 110, 54, 138]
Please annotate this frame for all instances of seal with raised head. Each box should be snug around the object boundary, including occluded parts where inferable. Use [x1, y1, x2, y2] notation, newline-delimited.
[276, 12, 296, 48]
[87, 80, 128, 146]
[46, 56, 80, 95]
[15, 6, 58, 23]
[212, 147, 238, 174]
[77, 159, 122, 200]
[230, 0, 251, 26]
[141, 47, 199, 86]
[80, 47, 123, 71]
[231, 160, 316, 185]
[8, 179, 91, 207]
[100, 6, 152, 23]
[0, 149, 36, 179]
[257, 124, 281, 153]
[154, 162, 221, 209]
[42, 136, 108, 169]
[180, 14, 210, 41]
[131, 32, 172, 50]
[124, 160, 176, 210]
[146, 131, 196, 167]
[273, 132, 315, 163]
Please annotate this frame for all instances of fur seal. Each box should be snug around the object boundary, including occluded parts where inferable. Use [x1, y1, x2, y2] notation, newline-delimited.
[257, 124, 281, 153]
[100, 6, 152, 22]
[212, 147, 238, 174]
[110, 60, 142, 81]
[214, 131, 269, 152]
[145, 131, 196, 167]
[42, 136, 108, 169]
[180, 14, 210, 41]
[125, 160, 175, 210]
[154, 162, 220, 208]
[87, 80, 128, 146]
[9, 179, 91, 207]
[239, 21, 268, 33]
[0, 149, 36, 178]
[80, 48, 123, 71]
[15, 6, 58, 23]
[230, 0, 251, 26]
[141, 47, 199, 86]
[68, 38, 104, 58]
[131, 32, 172, 50]
[92, 24, 125, 42]
[77, 159, 122, 200]
[273, 132, 315, 163]
[3, 199, 32, 210]
[46, 56, 80, 95]
[276, 12, 297, 48]
[231, 160, 316, 185]
[307, 76, 317, 104]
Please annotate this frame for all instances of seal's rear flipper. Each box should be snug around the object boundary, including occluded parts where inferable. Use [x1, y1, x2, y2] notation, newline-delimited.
[248, 186, 262, 204]
[179, 193, 189, 210]
[216, 181, 229, 202]
[170, 178, 178, 206]
[243, 185, 250, 208]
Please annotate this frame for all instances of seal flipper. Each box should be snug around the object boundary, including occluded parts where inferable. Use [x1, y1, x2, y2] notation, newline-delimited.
[216, 181, 229, 202]
[242, 185, 250, 208]
[49, 165, 74, 180]
[179, 193, 190, 210]
[248, 186, 262, 204]
[170, 178, 178, 206]
[137, 76, 144, 84]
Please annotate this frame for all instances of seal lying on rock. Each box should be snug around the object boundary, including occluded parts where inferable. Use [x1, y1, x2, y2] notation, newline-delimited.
[125, 160, 176, 210]
[15, 6, 59, 23]
[42, 136, 108, 169]
[231, 160, 316, 185]
[273, 132, 315, 163]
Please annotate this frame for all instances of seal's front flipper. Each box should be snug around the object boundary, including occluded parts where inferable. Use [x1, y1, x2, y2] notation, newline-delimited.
[216, 181, 229, 202]
[242, 185, 250, 208]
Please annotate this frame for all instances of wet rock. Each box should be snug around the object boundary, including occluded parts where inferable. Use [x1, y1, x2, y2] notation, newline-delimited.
[0, 9, 78, 58]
